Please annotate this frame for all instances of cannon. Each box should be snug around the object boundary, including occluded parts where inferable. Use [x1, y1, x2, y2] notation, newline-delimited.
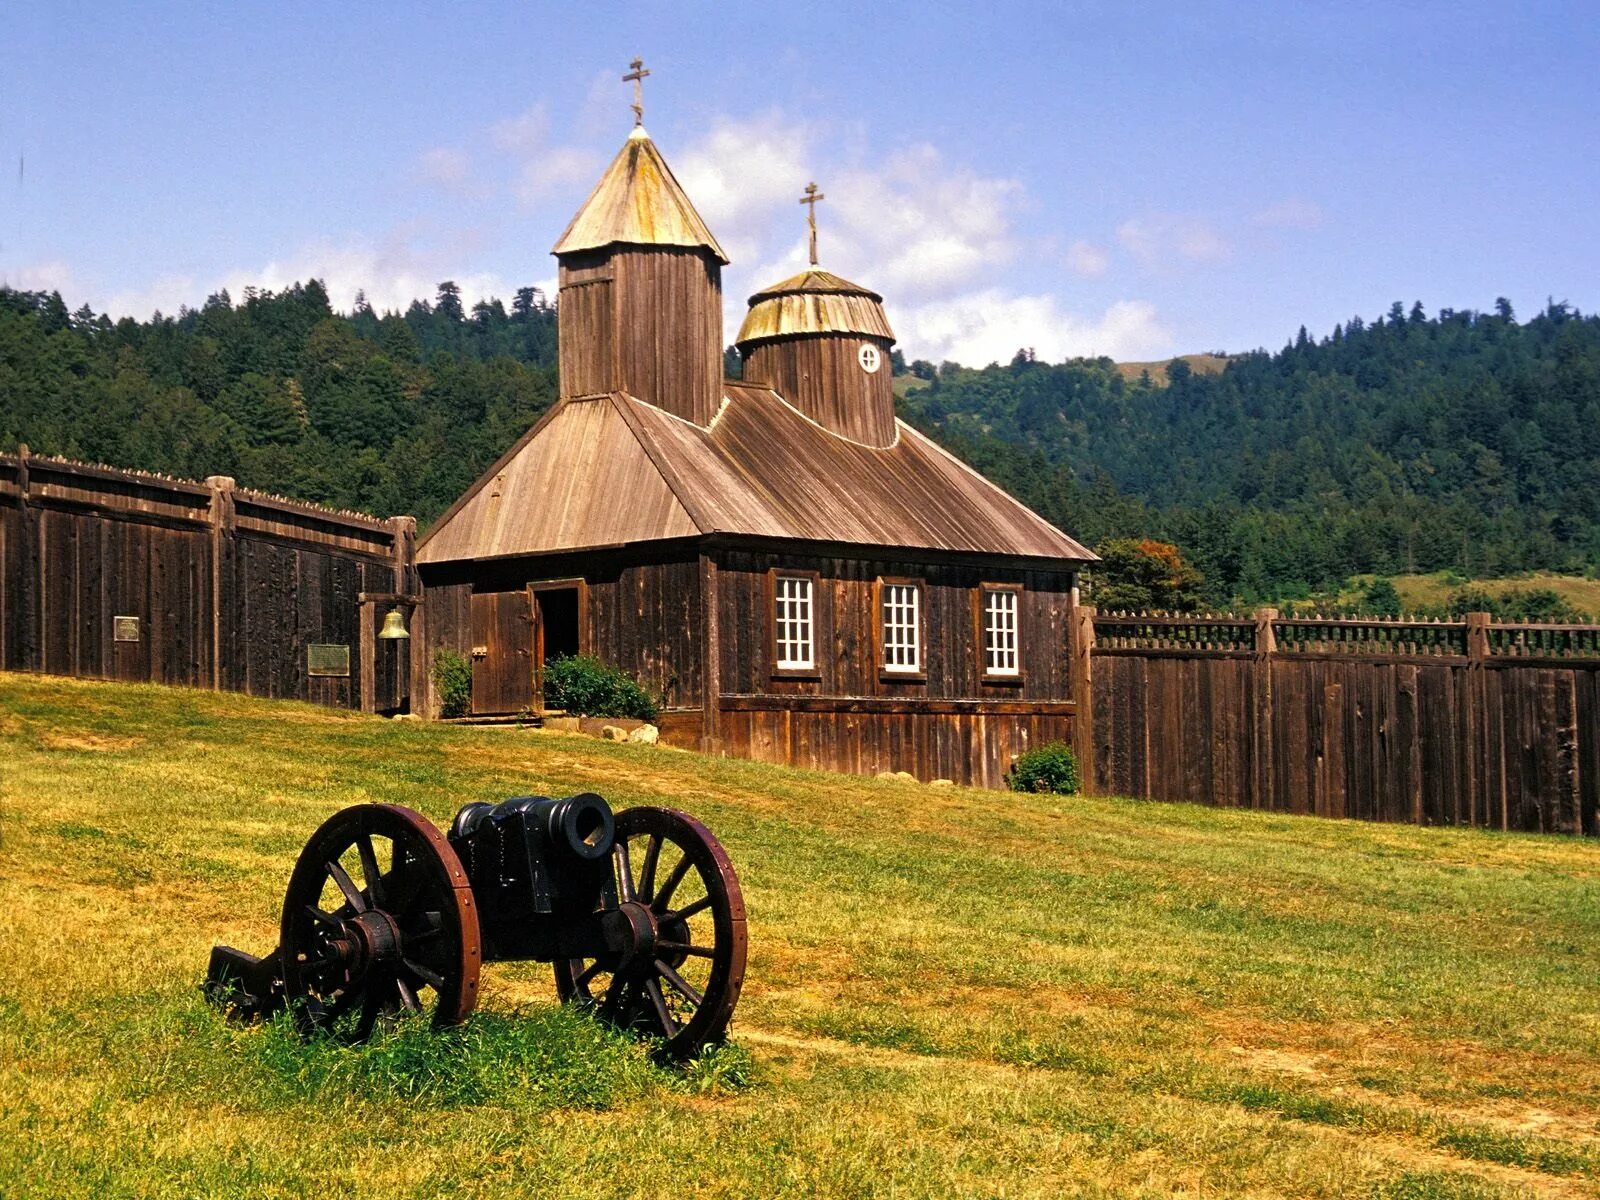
[205, 794, 747, 1060]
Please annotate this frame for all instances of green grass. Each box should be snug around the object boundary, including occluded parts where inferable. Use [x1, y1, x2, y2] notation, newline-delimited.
[3, 672, 1599, 1198]
[1280, 570, 1600, 619]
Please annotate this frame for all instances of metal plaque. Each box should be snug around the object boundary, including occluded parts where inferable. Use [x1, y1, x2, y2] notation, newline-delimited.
[307, 643, 351, 677]
[113, 615, 140, 643]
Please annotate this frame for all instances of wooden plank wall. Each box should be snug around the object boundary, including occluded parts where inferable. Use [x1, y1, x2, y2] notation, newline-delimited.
[557, 246, 722, 425]
[739, 334, 897, 446]
[417, 546, 1080, 786]
[1089, 611, 1600, 835]
[713, 551, 1077, 784]
[715, 707, 1074, 789]
[0, 449, 413, 711]
[717, 551, 1075, 702]
[416, 553, 706, 716]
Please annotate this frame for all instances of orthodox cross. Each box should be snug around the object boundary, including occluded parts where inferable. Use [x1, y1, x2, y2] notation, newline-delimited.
[799, 181, 825, 266]
[623, 57, 650, 127]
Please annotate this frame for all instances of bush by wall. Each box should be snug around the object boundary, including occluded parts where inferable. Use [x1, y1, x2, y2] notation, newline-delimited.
[543, 655, 658, 721]
[1007, 742, 1080, 794]
[432, 648, 472, 718]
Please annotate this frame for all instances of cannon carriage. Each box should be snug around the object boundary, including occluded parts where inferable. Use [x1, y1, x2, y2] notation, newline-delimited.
[206, 794, 746, 1059]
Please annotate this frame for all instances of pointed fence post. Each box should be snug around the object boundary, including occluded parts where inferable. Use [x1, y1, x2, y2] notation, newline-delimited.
[1073, 605, 1097, 794]
[1463, 611, 1501, 829]
[205, 476, 236, 692]
[1253, 608, 1278, 811]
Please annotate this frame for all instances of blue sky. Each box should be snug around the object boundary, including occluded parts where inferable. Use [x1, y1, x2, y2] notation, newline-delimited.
[3, 1, 1595, 365]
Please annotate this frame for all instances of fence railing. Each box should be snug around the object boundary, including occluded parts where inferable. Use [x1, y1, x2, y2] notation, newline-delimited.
[1078, 607, 1600, 835]
[1090, 610, 1598, 662]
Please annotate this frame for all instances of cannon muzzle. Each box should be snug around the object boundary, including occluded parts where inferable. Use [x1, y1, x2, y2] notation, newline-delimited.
[452, 793, 615, 861]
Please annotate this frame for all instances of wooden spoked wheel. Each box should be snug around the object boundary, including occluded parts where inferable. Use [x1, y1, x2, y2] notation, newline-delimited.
[279, 804, 481, 1041]
[553, 806, 747, 1060]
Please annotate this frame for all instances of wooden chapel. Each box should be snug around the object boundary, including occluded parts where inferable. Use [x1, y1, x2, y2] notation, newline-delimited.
[414, 68, 1095, 786]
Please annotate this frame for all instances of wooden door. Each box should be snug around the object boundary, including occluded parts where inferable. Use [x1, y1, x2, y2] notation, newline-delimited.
[470, 590, 534, 714]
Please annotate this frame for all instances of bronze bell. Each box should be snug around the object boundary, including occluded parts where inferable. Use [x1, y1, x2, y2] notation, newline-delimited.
[378, 608, 410, 640]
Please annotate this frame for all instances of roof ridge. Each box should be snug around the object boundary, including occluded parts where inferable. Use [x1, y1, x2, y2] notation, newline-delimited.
[604, 393, 718, 533]
[894, 422, 1097, 560]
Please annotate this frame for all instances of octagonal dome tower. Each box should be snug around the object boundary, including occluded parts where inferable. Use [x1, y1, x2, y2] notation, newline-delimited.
[735, 268, 897, 447]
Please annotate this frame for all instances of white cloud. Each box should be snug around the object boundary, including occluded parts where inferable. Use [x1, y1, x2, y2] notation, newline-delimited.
[676, 111, 820, 267]
[491, 105, 549, 156]
[1, 260, 77, 294]
[1254, 197, 1324, 230]
[1117, 214, 1232, 266]
[672, 112, 1167, 364]
[514, 146, 604, 211]
[101, 234, 518, 321]
[1065, 239, 1109, 278]
[415, 146, 476, 194]
[895, 292, 1170, 367]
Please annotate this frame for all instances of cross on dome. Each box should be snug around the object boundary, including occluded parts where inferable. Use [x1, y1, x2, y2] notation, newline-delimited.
[623, 57, 650, 127]
[799, 181, 825, 266]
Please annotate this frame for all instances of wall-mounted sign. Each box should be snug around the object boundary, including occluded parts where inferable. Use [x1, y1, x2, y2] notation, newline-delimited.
[307, 643, 351, 677]
[113, 615, 140, 643]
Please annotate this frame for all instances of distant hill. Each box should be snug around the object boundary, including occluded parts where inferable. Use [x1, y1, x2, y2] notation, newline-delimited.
[1113, 352, 1232, 387]
[896, 300, 1600, 605]
[5, 282, 1597, 609]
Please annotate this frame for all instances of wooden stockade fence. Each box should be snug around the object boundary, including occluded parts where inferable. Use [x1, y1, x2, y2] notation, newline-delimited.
[1074, 607, 1600, 835]
[0, 447, 418, 712]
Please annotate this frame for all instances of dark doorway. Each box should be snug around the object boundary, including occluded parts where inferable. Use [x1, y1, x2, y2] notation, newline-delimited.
[536, 587, 581, 662]
[532, 584, 584, 710]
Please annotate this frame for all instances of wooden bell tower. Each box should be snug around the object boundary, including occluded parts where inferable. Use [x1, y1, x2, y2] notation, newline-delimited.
[551, 62, 728, 425]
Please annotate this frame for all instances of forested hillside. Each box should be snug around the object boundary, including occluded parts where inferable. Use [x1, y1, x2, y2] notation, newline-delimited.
[0, 282, 558, 519]
[901, 300, 1600, 604]
[3, 283, 1597, 608]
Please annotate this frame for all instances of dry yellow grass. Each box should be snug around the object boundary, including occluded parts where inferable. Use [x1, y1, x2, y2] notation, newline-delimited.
[2, 671, 1598, 1198]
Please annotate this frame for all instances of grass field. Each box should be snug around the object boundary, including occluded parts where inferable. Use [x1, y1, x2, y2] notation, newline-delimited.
[3, 673, 1599, 1198]
[1297, 573, 1600, 621]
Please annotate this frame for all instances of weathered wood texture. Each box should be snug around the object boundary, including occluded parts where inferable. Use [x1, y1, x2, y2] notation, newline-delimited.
[714, 706, 1074, 789]
[739, 334, 896, 446]
[419, 545, 1081, 786]
[0, 450, 414, 711]
[717, 550, 1075, 701]
[416, 387, 1096, 567]
[557, 246, 722, 424]
[1090, 611, 1599, 835]
[418, 550, 706, 717]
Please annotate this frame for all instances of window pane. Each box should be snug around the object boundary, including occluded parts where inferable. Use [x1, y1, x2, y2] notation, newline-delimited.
[882, 582, 920, 673]
[983, 589, 1020, 676]
[775, 575, 814, 669]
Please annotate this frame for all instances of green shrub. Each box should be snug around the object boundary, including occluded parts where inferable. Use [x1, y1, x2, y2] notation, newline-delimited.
[431, 648, 472, 718]
[1006, 741, 1080, 794]
[543, 655, 658, 721]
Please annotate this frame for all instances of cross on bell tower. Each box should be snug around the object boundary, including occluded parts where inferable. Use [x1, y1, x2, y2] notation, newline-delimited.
[623, 57, 650, 127]
[799, 181, 825, 266]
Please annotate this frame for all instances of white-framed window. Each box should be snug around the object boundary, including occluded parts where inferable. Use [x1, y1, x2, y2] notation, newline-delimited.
[881, 582, 921, 674]
[982, 587, 1020, 677]
[774, 574, 815, 670]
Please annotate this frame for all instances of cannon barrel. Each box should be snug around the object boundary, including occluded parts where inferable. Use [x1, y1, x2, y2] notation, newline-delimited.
[451, 793, 615, 861]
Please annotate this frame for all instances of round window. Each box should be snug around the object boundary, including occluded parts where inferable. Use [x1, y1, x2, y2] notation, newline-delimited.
[858, 343, 881, 374]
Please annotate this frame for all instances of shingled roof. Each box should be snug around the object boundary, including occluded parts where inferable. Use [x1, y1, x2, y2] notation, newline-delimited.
[736, 268, 896, 346]
[416, 386, 1093, 565]
[551, 127, 728, 263]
